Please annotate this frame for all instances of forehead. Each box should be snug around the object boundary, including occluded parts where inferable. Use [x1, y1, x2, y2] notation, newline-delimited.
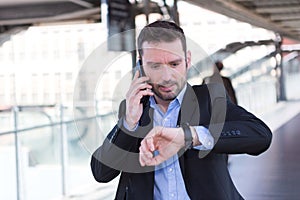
[141, 39, 185, 60]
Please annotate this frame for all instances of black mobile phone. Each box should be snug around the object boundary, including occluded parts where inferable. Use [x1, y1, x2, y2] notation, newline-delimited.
[135, 59, 145, 77]
[134, 59, 149, 105]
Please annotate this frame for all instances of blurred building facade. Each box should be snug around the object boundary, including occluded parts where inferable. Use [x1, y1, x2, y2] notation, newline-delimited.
[0, 2, 275, 108]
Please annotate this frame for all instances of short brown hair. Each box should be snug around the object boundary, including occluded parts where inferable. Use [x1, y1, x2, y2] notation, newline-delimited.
[137, 21, 187, 58]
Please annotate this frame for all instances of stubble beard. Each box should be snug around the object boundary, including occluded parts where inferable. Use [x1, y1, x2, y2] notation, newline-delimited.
[151, 79, 186, 102]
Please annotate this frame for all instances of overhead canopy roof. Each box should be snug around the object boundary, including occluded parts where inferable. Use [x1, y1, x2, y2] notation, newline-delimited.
[0, 0, 100, 38]
[0, 0, 100, 25]
[187, 0, 300, 42]
[0, 0, 101, 45]
[1, 0, 300, 42]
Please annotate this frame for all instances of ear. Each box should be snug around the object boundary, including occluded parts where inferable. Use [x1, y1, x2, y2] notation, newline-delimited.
[186, 50, 192, 69]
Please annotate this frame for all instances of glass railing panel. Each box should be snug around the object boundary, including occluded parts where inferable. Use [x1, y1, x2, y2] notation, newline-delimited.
[235, 77, 277, 115]
[0, 134, 18, 200]
[63, 111, 118, 198]
[285, 73, 300, 100]
[18, 126, 61, 200]
[283, 58, 300, 100]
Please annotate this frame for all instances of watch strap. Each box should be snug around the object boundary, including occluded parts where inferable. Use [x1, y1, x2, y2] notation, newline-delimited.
[181, 123, 193, 150]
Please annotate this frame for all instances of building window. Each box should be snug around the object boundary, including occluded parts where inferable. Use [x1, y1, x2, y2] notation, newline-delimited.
[65, 73, 72, 80]
[115, 70, 122, 79]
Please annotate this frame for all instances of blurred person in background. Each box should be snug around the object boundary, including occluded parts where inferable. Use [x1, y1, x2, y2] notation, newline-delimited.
[203, 61, 238, 105]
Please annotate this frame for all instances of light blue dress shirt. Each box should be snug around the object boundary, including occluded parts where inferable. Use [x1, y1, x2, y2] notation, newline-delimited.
[149, 84, 214, 200]
[123, 84, 214, 200]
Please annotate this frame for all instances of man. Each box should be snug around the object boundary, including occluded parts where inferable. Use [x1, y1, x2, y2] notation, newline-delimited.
[203, 61, 238, 104]
[91, 20, 272, 200]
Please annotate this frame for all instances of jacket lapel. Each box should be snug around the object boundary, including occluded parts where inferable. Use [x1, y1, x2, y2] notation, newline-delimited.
[179, 84, 200, 126]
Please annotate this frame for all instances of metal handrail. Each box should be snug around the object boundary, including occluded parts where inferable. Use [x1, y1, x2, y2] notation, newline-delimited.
[0, 113, 116, 136]
[0, 104, 116, 200]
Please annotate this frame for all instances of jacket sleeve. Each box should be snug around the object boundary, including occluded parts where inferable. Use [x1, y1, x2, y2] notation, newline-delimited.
[90, 125, 121, 183]
[196, 84, 272, 156]
[209, 92, 272, 155]
[90, 101, 153, 183]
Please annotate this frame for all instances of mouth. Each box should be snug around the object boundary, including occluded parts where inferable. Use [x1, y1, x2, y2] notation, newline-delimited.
[158, 84, 174, 92]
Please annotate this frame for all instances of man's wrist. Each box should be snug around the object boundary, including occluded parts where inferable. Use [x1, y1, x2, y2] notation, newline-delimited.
[181, 123, 193, 150]
[190, 126, 200, 146]
[124, 117, 138, 131]
[192, 126, 214, 150]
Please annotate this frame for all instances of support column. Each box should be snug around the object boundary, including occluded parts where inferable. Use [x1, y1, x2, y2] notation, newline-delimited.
[275, 33, 286, 101]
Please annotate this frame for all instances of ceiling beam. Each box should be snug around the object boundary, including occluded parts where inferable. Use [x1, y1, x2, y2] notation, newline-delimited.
[234, 0, 253, 2]
[185, 0, 300, 41]
[256, 6, 300, 14]
[0, 0, 95, 7]
[0, 7, 100, 25]
[0, 0, 69, 6]
[235, 0, 299, 3]
[253, 0, 300, 7]
[282, 20, 300, 27]
[68, 0, 93, 8]
[270, 13, 300, 21]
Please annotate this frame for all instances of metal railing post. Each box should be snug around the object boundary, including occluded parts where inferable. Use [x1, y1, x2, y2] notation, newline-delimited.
[13, 106, 22, 200]
[275, 33, 287, 101]
[59, 104, 69, 196]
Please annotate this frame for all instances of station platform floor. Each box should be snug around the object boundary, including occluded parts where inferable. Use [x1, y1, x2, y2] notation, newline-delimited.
[58, 100, 300, 200]
[229, 100, 300, 200]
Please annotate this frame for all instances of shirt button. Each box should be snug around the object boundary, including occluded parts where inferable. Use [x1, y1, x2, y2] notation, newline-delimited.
[163, 118, 168, 126]
[168, 168, 173, 173]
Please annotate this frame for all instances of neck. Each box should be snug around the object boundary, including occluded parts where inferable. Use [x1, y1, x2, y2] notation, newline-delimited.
[154, 96, 172, 113]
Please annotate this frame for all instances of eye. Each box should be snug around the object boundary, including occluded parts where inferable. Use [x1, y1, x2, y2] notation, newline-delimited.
[150, 64, 161, 69]
[170, 61, 180, 67]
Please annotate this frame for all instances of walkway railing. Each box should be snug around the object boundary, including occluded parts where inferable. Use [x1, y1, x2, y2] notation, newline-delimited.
[0, 105, 116, 200]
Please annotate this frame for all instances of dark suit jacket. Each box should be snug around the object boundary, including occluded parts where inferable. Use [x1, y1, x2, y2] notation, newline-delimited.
[91, 84, 272, 200]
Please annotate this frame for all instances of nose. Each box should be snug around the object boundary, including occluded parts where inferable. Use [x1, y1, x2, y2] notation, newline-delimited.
[161, 65, 172, 81]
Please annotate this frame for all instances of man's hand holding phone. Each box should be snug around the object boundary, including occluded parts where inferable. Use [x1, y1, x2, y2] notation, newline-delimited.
[125, 70, 154, 130]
